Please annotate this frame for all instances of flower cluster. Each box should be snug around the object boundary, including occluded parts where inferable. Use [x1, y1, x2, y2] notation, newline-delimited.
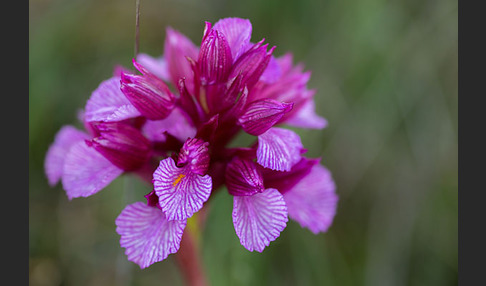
[45, 17, 338, 269]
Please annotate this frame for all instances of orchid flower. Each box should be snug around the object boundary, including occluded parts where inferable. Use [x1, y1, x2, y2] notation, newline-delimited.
[45, 17, 338, 269]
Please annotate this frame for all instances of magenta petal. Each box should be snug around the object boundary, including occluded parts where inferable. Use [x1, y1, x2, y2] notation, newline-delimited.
[233, 188, 288, 252]
[84, 77, 141, 122]
[238, 99, 293, 136]
[164, 27, 199, 89]
[120, 61, 176, 120]
[257, 127, 303, 171]
[213, 17, 252, 61]
[260, 55, 282, 84]
[115, 202, 186, 269]
[177, 138, 210, 175]
[136, 53, 170, 82]
[198, 29, 233, 84]
[153, 158, 212, 221]
[283, 164, 338, 234]
[229, 41, 274, 90]
[263, 157, 320, 194]
[142, 108, 197, 143]
[285, 99, 328, 129]
[88, 122, 152, 171]
[44, 126, 90, 186]
[62, 141, 123, 200]
[225, 157, 265, 196]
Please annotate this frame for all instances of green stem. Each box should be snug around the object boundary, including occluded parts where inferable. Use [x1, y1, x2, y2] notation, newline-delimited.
[134, 0, 141, 59]
[175, 215, 208, 286]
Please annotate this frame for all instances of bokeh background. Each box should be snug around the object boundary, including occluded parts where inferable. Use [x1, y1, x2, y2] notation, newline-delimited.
[29, 0, 458, 285]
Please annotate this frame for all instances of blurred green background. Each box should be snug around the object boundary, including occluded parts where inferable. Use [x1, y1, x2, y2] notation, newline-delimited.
[29, 0, 457, 285]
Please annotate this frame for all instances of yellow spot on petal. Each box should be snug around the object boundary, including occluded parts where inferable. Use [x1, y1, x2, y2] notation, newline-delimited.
[173, 174, 186, 187]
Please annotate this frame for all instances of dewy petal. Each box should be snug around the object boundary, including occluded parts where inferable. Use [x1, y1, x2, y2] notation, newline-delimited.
[238, 99, 293, 136]
[44, 126, 89, 186]
[142, 108, 197, 143]
[283, 164, 338, 234]
[84, 77, 141, 122]
[153, 157, 212, 221]
[225, 157, 265, 196]
[283, 99, 328, 129]
[62, 141, 123, 200]
[213, 17, 252, 61]
[136, 53, 170, 82]
[257, 127, 303, 171]
[233, 188, 288, 252]
[115, 202, 186, 269]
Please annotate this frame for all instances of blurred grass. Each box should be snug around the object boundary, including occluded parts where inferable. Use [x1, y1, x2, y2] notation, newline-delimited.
[29, 0, 457, 285]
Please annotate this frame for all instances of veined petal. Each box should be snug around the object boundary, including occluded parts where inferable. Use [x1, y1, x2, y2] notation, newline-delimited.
[44, 126, 89, 186]
[136, 53, 170, 82]
[164, 27, 199, 90]
[225, 157, 265, 196]
[233, 188, 288, 252]
[195, 114, 219, 143]
[238, 99, 293, 136]
[220, 86, 248, 122]
[144, 190, 161, 209]
[177, 138, 210, 175]
[198, 28, 232, 84]
[115, 202, 186, 269]
[283, 164, 338, 234]
[84, 77, 141, 122]
[263, 157, 320, 194]
[142, 108, 197, 143]
[120, 60, 176, 120]
[153, 158, 212, 221]
[213, 17, 252, 61]
[62, 141, 123, 200]
[88, 122, 152, 171]
[257, 127, 303, 171]
[284, 99, 328, 129]
[229, 41, 274, 90]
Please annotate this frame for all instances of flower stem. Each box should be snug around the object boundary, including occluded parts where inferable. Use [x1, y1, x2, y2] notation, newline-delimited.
[134, 0, 141, 59]
[175, 225, 208, 286]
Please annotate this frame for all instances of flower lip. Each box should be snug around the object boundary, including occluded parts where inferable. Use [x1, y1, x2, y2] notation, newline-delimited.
[232, 188, 288, 252]
[115, 202, 186, 269]
[153, 157, 212, 221]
